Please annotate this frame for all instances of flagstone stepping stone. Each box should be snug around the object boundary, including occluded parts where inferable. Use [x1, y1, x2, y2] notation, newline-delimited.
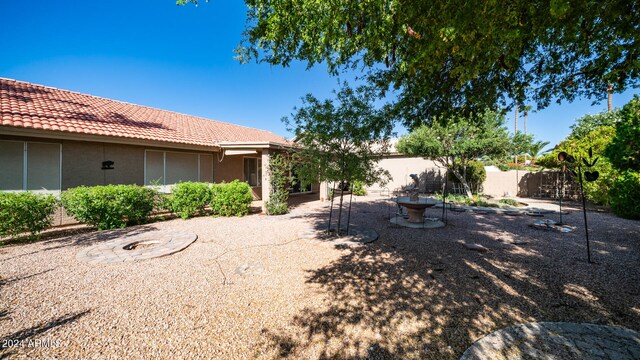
[504, 210, 523, 216]
[526, 211, 546, 217]
[464, 243, 489, 253]
[530, 219, 574, 233]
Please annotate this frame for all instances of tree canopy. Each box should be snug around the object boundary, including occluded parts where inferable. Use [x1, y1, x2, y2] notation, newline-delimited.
[605, 96, 640, 172]
[285, 83, 394, 188]
[536, 107, 625, 205]
[285, 82, 394, 234]
[396, 110, 510, 197]
[182, 0, 639, 127]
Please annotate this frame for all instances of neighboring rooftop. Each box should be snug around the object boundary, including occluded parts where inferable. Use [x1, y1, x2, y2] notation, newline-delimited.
[0, 78, 290, 148]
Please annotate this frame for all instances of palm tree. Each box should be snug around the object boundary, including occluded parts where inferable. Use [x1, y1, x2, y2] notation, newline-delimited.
[529, 140, 551, 163]
[522, 105, 532, 135]
[514, 103, 519, 164]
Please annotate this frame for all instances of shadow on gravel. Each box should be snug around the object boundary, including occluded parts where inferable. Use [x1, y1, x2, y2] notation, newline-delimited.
[0, 225, 158, 262]
[0, 269, 54, 287]
[0, 310, 91, 355]
[261, 197, 640, 359]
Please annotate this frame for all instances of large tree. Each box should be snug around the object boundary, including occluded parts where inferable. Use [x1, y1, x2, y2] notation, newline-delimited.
[182, 0, 639, 127]
[285, 83, 393, 234]
[396, 110, 511, 197]
[537, 109, 622, 205]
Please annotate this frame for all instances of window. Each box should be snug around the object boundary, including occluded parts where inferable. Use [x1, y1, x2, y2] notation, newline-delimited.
[243, 157, 262, 187]
[0, 140, 61, 192]
[144, 150, 213, 186]
[290, 168, 311, 193]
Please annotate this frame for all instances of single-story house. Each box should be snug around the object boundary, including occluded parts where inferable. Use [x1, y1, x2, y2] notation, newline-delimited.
[0, 78, 315, 210]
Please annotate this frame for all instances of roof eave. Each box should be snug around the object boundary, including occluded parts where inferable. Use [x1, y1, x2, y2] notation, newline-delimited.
[218, 141, 298, 150]
[0, 126, 222, 152]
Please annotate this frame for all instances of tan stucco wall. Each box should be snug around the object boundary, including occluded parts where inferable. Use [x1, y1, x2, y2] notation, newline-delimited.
[369, 156, 442, 192]
[370, 155, 547, 197]
[482, 170, 527, 197]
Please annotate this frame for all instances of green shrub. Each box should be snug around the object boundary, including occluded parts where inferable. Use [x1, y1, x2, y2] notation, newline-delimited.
[167, 182, 212, 219]
[609, 171, 640, 219]
[467, 200, 499, 208]
[0, 192, 58, 239]
[61, 185, 157, 230]
[605, 96, 640, 172]
[350, 180, 367, 196]
[465, 195, 498, 208]
[448, 160, 487, 192]
[265, 195, 289, 215]
[498, 198, 520, 207]
[539, 125, 618, 205]
[433, 193, 467, 203]
[210, 180, 253, 217]
[265, 154, 291, 215]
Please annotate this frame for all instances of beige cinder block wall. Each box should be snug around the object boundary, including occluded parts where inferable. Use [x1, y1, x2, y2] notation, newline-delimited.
[483, 170, 545, 197]
[370, 154, 542, 198]
[368, 156, 443, 193]
[482, 170, 526, 197]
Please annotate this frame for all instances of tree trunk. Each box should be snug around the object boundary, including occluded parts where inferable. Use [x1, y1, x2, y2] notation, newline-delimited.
[514, 103, 518, 133]
[336, 184, 345, 236]
[514, 104, 519, 165]
[607, 84, 613, 112]
[450, 167, 473, 198]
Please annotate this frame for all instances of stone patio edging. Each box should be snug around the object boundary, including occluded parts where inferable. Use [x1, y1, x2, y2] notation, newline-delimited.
[460, 321, 640, 360]
[76, 230, 197, 264]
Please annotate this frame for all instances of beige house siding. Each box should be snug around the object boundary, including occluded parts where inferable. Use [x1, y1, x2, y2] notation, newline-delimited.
[1, 135, 220, 191]
[61, 141, 147, 188]
[212, 154, 262, 200]
[213, 154, 244, 183]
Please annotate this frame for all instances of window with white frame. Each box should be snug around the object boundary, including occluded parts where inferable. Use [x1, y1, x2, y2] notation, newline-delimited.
[243, 157, 262, 187]
[144, 150, 213, 186]
[0, 140, 61, 192]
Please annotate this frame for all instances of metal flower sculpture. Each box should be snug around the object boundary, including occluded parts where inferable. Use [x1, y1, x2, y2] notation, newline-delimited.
[558, 147, 598, 263]
[582, 148, 600, 182]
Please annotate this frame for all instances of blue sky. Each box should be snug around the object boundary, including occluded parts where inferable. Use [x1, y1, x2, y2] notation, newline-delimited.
[1, 1, 637, 149]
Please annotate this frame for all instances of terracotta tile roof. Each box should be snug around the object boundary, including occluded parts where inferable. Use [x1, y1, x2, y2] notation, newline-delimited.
[0, 78, 290, 148]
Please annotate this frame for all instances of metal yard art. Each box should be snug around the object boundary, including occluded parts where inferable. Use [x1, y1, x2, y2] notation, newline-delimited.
[557, 147, 599, 263]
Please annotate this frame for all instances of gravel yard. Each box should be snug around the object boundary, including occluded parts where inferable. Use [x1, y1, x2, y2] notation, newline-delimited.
[1, 195, 639, 359]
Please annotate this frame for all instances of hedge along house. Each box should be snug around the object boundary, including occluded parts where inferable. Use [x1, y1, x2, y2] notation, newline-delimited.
[0, 78, 299, 211]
